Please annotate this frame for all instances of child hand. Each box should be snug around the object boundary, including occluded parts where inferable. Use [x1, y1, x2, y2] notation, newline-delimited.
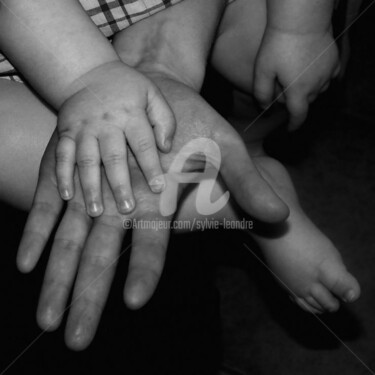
[254, 28, 340, 130]
[56, 61, 175, 216]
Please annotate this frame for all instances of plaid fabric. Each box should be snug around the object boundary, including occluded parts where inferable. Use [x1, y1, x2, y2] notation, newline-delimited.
[81, 0, 184, 38]
[0, 0, 184, 79]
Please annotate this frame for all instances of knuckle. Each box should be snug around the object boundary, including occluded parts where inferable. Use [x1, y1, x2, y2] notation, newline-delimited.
[33, 200, 59, 216]
[56, 150, 72, 164]
[102, 152, 126, 166]
[135, 138, 153, 154]
[135, 197, 160, 215]
[54, 238, 83, 254]
[82, 254, 112, 269]
[67, 200, 87, 215]
[77, 156, 99, 168]
[98, 213, 123, 230]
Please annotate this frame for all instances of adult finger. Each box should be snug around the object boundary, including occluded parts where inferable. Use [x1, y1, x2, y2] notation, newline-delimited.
[124, 215, 170, 310]
[37, 172, 92, 331]
[64, 176, 125, 350]
[17, 133, 64, 273]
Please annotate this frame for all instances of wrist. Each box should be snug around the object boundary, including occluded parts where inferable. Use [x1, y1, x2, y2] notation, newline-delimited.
[267, 0, 334, 35]
[59, 58, 122, 107]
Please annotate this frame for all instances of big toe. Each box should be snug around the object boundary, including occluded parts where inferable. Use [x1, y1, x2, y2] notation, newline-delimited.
[320, 265, 361, 304]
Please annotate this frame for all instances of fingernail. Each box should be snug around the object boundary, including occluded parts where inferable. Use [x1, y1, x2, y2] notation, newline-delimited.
[344, 290, 356, 303]
[89, 202, 101, 216]
[119, 199, 135, 213]
[149, 176, 166, 193]
[60, 188, 71, 200]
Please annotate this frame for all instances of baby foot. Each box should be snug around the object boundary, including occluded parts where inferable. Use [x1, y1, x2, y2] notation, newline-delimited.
[251, 156, 361, 314]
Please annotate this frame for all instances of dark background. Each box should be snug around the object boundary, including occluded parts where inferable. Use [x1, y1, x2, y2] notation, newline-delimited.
[1, 1, 375, 374]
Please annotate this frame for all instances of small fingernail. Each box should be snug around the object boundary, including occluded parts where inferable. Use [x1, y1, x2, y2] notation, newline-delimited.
[119, 199, 135, 213]
[60, 188, 71, 200]
[89, 202, 101, 216]
[149, 176, 166, 193]
[344, 290, 356, 303]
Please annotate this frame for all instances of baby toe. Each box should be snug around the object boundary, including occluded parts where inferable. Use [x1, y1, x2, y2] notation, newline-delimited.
[324, 268, 361, 304]
[306, 295, 324, 313]
[295, 297, 322, 315]
[311, 284, 339, 312]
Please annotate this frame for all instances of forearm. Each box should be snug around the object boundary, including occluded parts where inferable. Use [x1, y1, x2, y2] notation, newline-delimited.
[0, 0, 119, 108]
[113, 0, 226, 92]
[266, 0, 335, 34]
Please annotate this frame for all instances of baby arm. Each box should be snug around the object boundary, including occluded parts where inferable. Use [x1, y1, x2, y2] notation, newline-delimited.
[0, 0, 175, 216]
[254, 0, 340, 129]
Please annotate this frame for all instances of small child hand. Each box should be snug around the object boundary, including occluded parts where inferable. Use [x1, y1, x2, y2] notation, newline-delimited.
[254, 28, 340, 130]
[56, 61, 175, 216]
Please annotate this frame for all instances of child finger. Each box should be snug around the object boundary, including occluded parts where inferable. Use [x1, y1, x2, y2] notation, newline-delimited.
[286, 93, 309, 131]
[56, 135, 76, 200]
[147, 87, 176, 153]
[126, 115, 166, 194]
[253, 70, 275, 109]
[99, 130, 135, 214]
[275, 82, 286, 104]
[76, 134, 103, 217]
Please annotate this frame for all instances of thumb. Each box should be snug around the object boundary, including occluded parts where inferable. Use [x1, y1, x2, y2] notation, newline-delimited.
[219, 134, 289, 223]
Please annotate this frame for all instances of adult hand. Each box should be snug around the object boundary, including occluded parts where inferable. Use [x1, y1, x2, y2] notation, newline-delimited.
[18, 77, 289, 350]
